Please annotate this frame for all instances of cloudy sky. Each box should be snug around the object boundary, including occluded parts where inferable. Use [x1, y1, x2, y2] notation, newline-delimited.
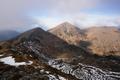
[0, 0, 120, 31]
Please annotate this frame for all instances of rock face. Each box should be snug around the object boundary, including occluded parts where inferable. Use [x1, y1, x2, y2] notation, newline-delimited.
[49, 23, 120, 56]
[49, 59, 120, 80]
[0, 26, 120, 80]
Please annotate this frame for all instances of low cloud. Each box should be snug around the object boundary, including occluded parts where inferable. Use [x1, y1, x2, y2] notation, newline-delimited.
[0, 0, 119, 31]
[36, 14, 120, 29]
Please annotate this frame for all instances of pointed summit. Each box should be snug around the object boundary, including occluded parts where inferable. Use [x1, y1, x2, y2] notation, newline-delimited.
[24, 27, 45, 35]
[58, 21, 75, 27]
[48, 22, 82, 33]
[61, 21, 71, 24]
[49, 22, 77, 32]
[48, 22, 84, 45]
[13, 27, 68, 49]
[15, 27, 46, 41]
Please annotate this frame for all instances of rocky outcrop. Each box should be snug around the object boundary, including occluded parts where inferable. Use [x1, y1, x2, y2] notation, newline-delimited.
[49, 59, 120, 80]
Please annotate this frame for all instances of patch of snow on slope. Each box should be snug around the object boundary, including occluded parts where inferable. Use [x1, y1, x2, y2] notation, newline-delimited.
[0, 54, 3, 57]
[58, 75, 66, 80]
[47, 74, 59, 80]
[48, 59, 120, 80]
[0, 56, 33, 67]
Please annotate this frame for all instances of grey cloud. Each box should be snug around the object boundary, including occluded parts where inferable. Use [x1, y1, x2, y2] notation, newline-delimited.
[0, 0, 118, 31]
[48, 0, 99, 15]
[0, 0, 36, 31]
[0, 0, 99, 29]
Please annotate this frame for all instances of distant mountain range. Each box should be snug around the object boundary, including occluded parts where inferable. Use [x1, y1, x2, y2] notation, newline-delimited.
[0, 30, 19, 41]
[49, 22, 120, 56]
[0, 22, 120, 80]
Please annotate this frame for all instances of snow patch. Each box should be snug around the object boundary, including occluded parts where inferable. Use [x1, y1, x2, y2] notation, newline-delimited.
[40, 69, 44, 73]
[58, 75, 66, 80]
[48, 59, 120, 80]
[0, 54, 3, 57]
[0, 56, 33, 67]
[45, 71, 50, 74]
[48, 75, 59, 80]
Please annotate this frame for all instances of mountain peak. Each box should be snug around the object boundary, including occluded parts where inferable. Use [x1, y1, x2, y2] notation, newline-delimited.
[14, 27, 46, 42]
[48, 22, 83, 46]
[29, 27, 44, 33]
[57, 22, 75, 28]
[24, 27, 45, 34]
[61, 21, 73, 25]
[48, 22, 79, 32]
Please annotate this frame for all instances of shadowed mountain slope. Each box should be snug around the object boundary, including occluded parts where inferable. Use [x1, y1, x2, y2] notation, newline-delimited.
[0, 27, 88, 60]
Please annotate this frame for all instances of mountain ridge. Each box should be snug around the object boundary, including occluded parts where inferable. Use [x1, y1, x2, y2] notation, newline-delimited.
[0, 25, 120, 80]
[49, 22, 120, 56]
